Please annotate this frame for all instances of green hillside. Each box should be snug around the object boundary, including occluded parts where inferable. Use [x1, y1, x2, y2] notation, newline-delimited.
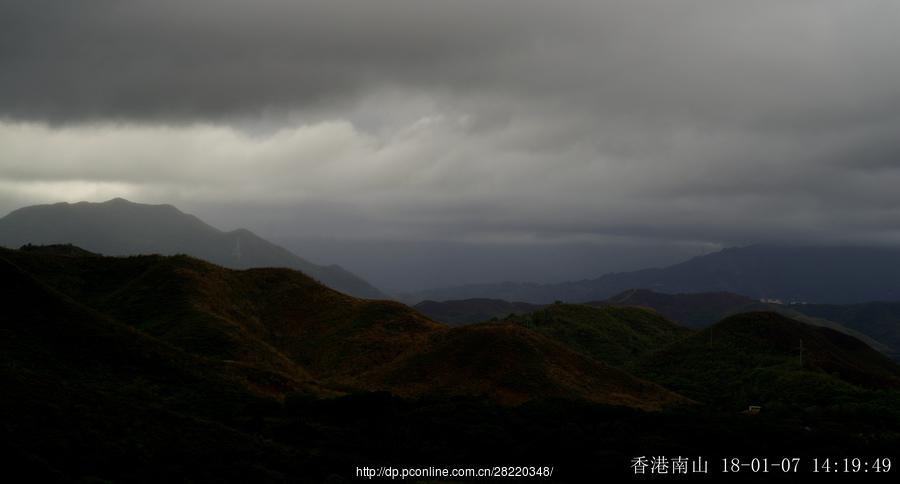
[792, 302, 900, 360]
[601, 289, 893, 356]
[358, 322, 687, 410]
[0, 246, 437, 384]
[506, 303, 691, 367]
[4, 248, 900, 481]
[636, 312, 900, 415]
[0, 246, 682, 410]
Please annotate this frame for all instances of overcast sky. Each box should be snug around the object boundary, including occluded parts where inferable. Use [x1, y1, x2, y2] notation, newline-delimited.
[2, 1, 900, 290]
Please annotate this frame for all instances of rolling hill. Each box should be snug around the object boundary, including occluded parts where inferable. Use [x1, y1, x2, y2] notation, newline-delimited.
[504, 303, 691, 368]
[357, 322, 687, 410]
[603, 288, 758, 328]
[790, 302, 900, 361]
[635, 312, 900, 411]
[5, 246, 900, 481]
[0, 245, 683, 410]
[0, 198, 386, 299]
[407, 245, 900, 304]
[601, 289, 895, 357]
[0, 245, 437, 384]
[416, 289, 897, 360]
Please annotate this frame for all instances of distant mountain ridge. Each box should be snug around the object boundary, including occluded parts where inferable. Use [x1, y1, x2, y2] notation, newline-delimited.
[407, 245, 900, 304]
[0, 198, 387, 299]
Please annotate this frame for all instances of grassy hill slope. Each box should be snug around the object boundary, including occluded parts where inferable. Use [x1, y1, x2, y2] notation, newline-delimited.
[1, 246, 685, 410]
[601, 288, 893, 356]
[0, 246, 438, 383]
[792, 302, 900, 360]
[636, 312, 900, 413]
[506, 303, 691, 367]
[358, 322, 687, 410]
[4, 249, 900, 481]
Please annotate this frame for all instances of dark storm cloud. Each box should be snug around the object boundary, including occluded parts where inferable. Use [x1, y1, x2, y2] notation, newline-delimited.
[2, 0, 900, 288]
[4, 0, 893, 127]
[0, 0, 576, 122]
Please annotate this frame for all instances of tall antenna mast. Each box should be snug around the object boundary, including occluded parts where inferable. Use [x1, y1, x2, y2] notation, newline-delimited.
[233, 237, 242, 261]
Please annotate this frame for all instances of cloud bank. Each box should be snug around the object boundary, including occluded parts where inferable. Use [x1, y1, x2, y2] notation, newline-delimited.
[2, 0, 900, 287]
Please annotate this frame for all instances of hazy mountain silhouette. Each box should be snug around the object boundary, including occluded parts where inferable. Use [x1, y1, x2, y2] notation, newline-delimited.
[0, 198, 386, 299]
[407, 245, 900, 304]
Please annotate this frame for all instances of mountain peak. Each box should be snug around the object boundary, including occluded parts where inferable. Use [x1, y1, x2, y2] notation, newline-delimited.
[98, 197, 182, 213]
[0, 199, 387, 299]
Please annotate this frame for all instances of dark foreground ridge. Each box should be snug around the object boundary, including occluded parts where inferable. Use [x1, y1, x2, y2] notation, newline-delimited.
[2, 247, 899, 482]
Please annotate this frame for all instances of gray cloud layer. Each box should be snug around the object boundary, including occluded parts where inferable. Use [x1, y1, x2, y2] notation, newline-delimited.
[2, 1, 900, 286]
[3, 1, 898, 125]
